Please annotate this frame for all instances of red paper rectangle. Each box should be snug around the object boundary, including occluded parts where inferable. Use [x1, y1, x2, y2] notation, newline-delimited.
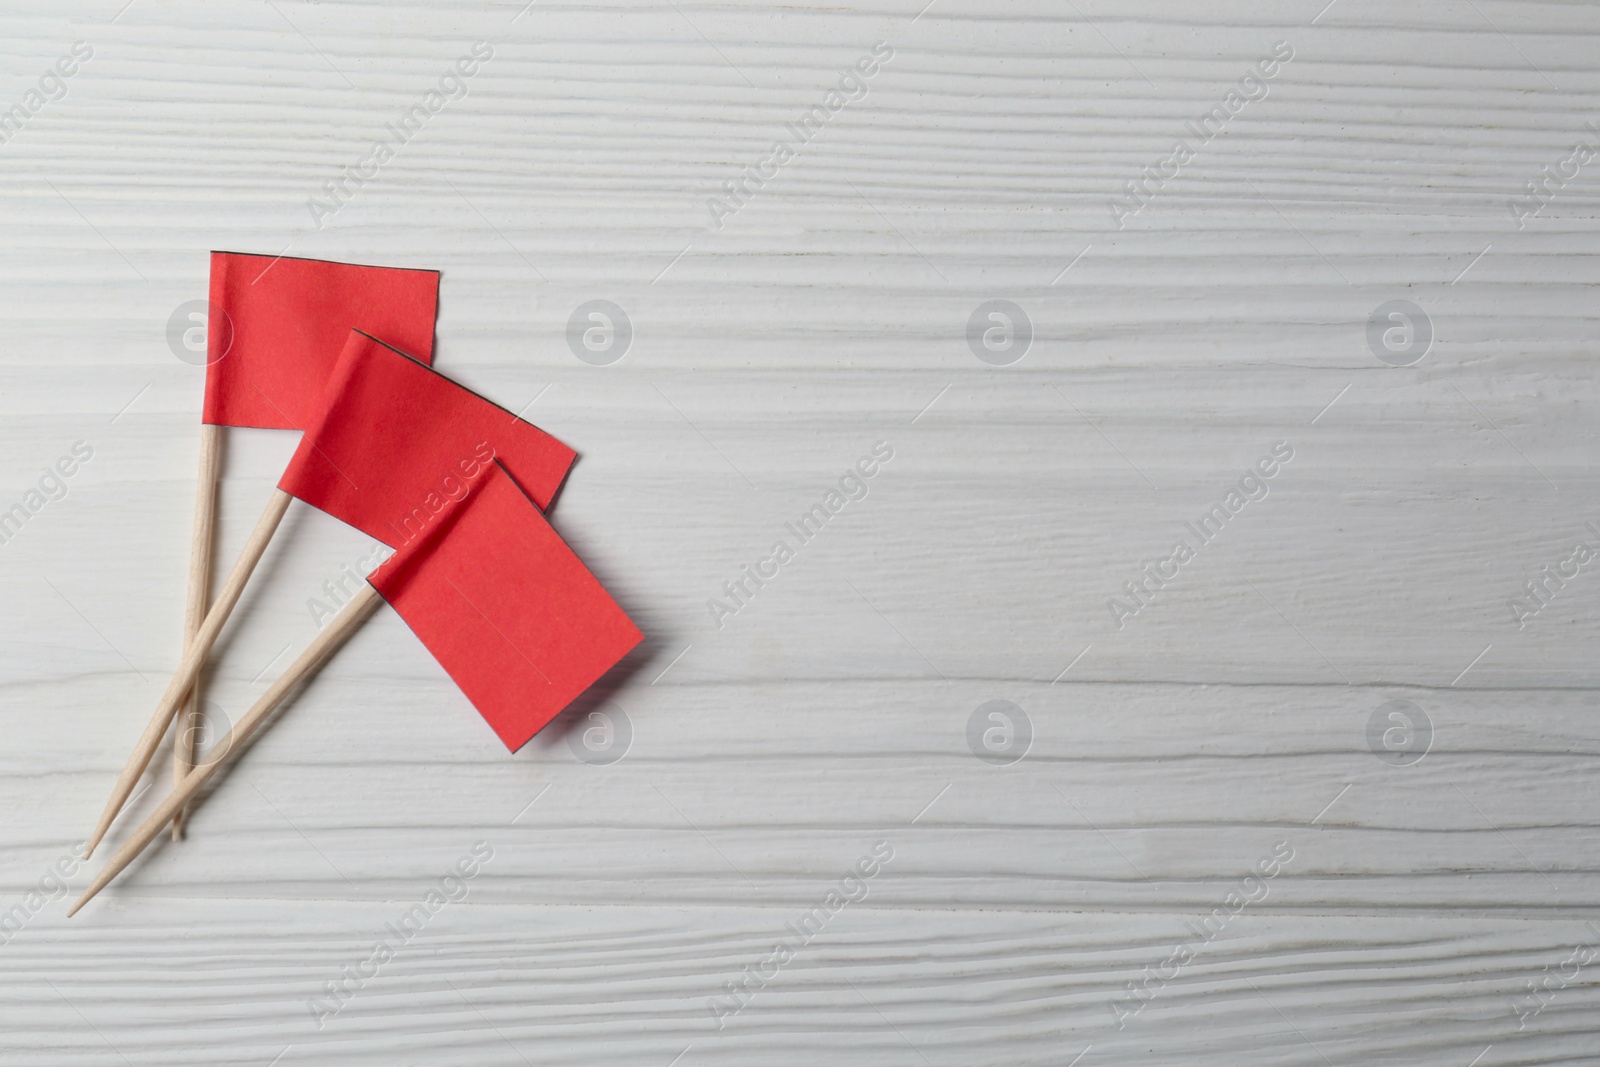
[204, 252, 440, 430]
[278, 331, 576, 546]
[369, 462, 643, 750]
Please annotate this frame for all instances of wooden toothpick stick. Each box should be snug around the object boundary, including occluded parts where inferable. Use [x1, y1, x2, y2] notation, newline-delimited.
[172, 423, 222, 840]
[85, 488, 293, 858]
[70, 584, 382, 916]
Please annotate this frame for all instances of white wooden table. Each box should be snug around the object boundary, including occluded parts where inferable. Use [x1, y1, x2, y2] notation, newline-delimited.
[2, 2, 1597, 1063]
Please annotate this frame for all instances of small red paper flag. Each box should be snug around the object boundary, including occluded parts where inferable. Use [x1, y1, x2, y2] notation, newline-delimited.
[205, 252, 440, 430]
[277, 331, 577, 547]
[370, 462, 642, 750]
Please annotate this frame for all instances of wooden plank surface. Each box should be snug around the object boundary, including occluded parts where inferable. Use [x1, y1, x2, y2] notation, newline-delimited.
[1, 2, 1597, 1063]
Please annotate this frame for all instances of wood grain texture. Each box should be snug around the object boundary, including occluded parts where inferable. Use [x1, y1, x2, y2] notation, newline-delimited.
[0, 1, 1596, 1063]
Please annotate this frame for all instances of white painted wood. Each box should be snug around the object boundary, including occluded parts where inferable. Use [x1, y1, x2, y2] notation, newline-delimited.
[0, 1, 1596, 1063]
